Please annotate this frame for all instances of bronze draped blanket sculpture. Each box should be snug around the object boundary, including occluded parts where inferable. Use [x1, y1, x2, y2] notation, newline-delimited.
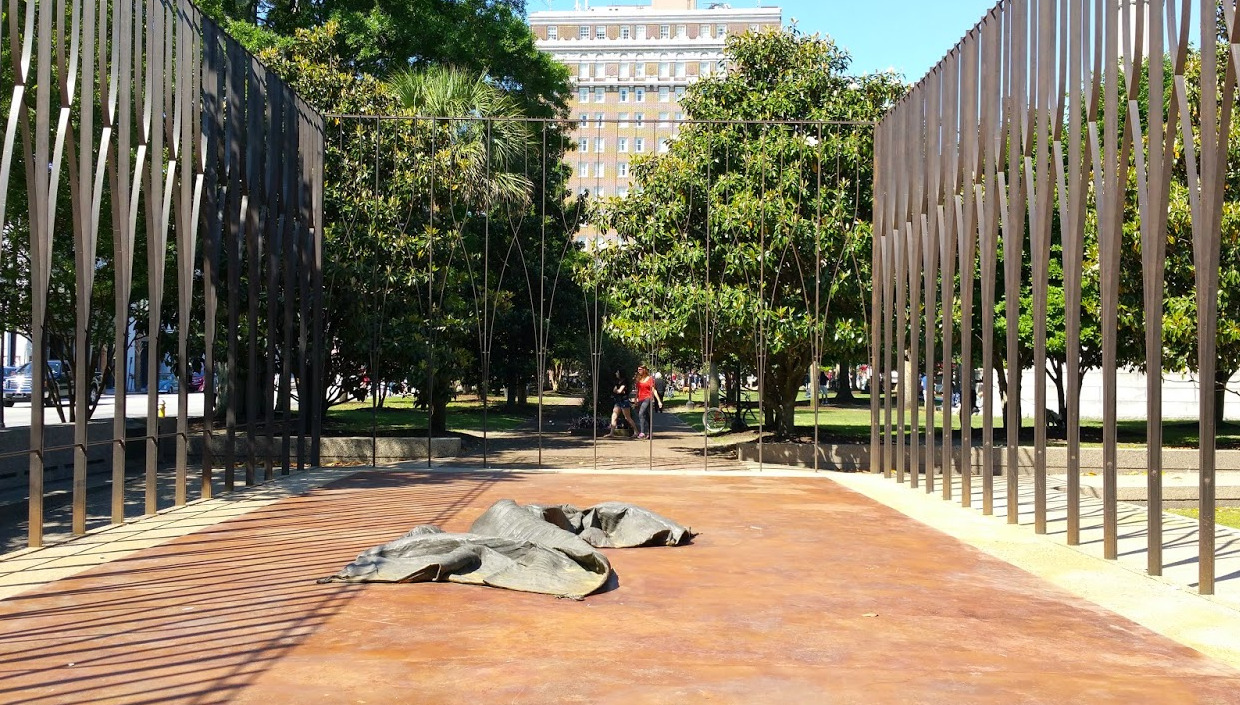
[319, 499, 696, 599]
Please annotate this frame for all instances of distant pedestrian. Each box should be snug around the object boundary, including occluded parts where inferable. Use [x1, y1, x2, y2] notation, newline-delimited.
[635, 364, 663, 440]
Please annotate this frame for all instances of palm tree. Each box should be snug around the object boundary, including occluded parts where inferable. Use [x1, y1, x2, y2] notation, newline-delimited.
[388, 65, 535, 206]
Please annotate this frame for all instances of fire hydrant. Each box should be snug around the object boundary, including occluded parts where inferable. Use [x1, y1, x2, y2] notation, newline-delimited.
[158, 400, 166, 418]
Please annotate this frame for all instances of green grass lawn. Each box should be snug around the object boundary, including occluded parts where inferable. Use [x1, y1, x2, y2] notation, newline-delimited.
[1167, 507, 1240, 530]
[673, 394, 1240, 449]
[325, 396, 534, 435]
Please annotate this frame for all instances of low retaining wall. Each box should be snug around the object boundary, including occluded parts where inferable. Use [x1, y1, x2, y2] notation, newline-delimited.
[185, 433, 462, 464]
[0, 420, 136, 500]
[738, 442, 1240, 475]
[317, 436, 461, 464]
[0, 422, 463, 499]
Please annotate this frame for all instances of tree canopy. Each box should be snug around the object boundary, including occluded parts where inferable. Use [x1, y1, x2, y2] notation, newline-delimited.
[597, 28, 905, 437]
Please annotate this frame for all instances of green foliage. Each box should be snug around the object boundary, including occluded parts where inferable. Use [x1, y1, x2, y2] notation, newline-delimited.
[256, 24, 585, 429]
[596, 29, 905, 437]
[216, 0, 571, 118]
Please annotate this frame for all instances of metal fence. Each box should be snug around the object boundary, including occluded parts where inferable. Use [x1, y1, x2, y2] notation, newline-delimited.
[873, 0, 1233, 593]
[0, 0, 325, 548]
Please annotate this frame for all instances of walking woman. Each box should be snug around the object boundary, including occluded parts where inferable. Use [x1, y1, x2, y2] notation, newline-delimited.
[605, 369, 637, 438]
[635, 364, 663, 440]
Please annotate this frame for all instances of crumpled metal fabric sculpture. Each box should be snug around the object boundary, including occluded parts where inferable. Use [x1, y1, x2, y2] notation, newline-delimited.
[319, 499, 696, 599]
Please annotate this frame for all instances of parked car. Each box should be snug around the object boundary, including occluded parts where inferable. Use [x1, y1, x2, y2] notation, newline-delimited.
[157, 372, 179, 394]
[3, 361, 101, 406]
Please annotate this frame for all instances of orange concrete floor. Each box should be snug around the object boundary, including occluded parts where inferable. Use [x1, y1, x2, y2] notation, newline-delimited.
[1, 469, 1239, 704]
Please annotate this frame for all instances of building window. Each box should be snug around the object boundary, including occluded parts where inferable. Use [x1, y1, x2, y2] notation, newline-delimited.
[716, 24, 727, 38]
[579, 62, 590, 78]
[619, 87, 629, 102]
[579, 87, 590, 103]
[620, 62, 631, 78]
[579, 114, 588, 128]
[596, 26, 606, 39]
[659, 87, 670, 102]
[579, 25, 589, 39]
[659, 62, 670, 78]
[699, 24, 710, 38]
[548, 26, 558, 40]
[636, 62, 646, 77]
[578, 138, 588, 153]
[619, 187, 629, 197]
[621, 25, 631, 39]
[659, 24, 669, 39]
[658, 111, 670, 127]
[635, 137, 645, 152]
[749, 24, 759, 33]
[618, 162, 629, 177]
[675, 86, 685, 100]
[596, 162, 605, 177]
[700, 61, 712, 76]
[618, 137, 629, 152]
[675, 62, 685, 78]
[578, 160, 587, 175]
[595, 113, 604, 127]
[634, 112, 645, 127]
[619, 112, 630, 127]
[595, 138, 606, 153]
[676, 24, 686, 38]
[596, 186, 605, 197]
[635, 87, 645, 102]
[636, 25, 647, 40]
[596, 61, 606, 77]
[659, 138, 670, 153]
[594, 87, 605, 102]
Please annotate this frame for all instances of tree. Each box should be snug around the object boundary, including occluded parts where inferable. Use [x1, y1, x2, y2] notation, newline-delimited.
[597, 28, 904, 438]
[256, 23, 584, 432]
[204, 0, 570, 118]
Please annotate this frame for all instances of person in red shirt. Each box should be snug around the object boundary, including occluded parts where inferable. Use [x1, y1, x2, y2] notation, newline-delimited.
[634, 364, 663, 440]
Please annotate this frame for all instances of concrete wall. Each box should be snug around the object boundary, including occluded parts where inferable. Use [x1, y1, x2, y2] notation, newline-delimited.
[0, 420, 138, 499]
[0, 422, 462, 498]
[185, 433, 461, 465]
[316, 436, 461, 464]
[738, 442, 1240, 474]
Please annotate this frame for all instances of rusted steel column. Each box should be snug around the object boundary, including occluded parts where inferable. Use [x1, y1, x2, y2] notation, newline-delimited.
[1060, 0, 1088, 546]
[939, 48, 960, 502]
[923, 71, 941, 496]
[1003, 0, 1027, 525]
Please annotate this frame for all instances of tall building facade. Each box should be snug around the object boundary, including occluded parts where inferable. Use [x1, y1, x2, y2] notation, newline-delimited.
[529, 1, 781, 206]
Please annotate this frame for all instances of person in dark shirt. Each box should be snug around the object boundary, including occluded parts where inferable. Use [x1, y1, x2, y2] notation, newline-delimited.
[604, 369, 637, 438]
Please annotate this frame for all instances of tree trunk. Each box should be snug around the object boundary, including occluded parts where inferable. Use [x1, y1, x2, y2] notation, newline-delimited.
[762, 349, 812, 439]
[833, 361, 856, 403]
[1048, 358, 1066, 438]
[431, 375, 451, 435]
[1216, 369, 1231, 429]
[996, 362, 1010, 432]
[707, 361, 720, 406]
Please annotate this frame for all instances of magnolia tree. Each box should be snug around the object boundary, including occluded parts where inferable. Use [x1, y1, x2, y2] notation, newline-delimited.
[596, 29, 904, 437]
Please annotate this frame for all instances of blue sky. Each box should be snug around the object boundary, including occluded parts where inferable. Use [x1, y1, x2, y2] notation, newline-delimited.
[532, 0, 1002, 81]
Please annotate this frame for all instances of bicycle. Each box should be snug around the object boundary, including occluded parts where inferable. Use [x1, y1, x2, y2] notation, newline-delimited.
[702, 399, 761, 434]
[702, 404, 732, 434]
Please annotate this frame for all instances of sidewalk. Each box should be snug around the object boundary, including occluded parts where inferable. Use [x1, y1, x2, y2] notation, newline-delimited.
[0, 462, 1237, 703]
[2, 418, 1240, 703]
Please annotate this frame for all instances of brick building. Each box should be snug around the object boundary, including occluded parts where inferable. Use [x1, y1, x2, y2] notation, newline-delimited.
[529, 0, 782, 224]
